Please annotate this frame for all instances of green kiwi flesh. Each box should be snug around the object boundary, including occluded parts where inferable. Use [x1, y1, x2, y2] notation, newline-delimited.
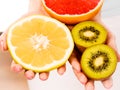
[81, 44, 117, 80]
[71, 21, 107, 48]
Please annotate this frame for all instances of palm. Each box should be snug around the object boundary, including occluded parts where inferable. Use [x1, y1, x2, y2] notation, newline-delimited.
[37, 5, 116, 89]
[0, 1, 120, 90]
[0, 3, 66, 80]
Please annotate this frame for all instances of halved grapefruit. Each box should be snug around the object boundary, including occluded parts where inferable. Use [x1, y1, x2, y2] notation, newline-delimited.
[41, 0, 104, 24]
[7, 15, 74, 72]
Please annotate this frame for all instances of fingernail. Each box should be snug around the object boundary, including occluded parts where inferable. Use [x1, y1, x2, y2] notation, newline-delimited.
[73, 65, 80, 72]
[79, 73, 87, 85]
[85, 82, 94, 90]
[39, 73, 48, 81]
[58, 68, 65, 75]
[25, 70, 35, 80]
[86, 85, 94, 90]
[102, 78, 113, 89]
[15, 67, 21, 72]
[13, 65, 23, 72]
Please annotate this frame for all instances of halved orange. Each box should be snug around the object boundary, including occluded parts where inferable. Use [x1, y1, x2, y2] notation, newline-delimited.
[7, 15, 74, 72]
[41, 0, 104, 24]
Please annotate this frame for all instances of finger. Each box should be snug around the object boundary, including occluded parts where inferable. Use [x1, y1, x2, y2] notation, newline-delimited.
[29, 0, 49, 16]
[0, 32, 8, 51]
[101, 77, 113, 89]
[69, 50, 81, 72]
[69, 49, 88, 84]
[107, 31, 120, 61]
[107, 31, 116, 49]
[24, 70, 36, 80]
[92, 11, 101, 22]
[73, 69, 88, 85]
[39, 72, 49, 81]
[57, 64, 66, 75]
[98, 22, 120, 61]
[11, 61, 23, 72]
[85, 80, 94, 90]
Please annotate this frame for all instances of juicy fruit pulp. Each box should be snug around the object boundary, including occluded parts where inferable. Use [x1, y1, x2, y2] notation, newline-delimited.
[7, 15, 74, 72]
[71, 21, 107, 49]
[44, 0, 100, 15]
[81, 44, 117, 80]
[42, 0, 104, 24]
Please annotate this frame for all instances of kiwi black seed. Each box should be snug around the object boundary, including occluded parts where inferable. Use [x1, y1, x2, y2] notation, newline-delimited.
[81, 44, 117, 80]
[71, 21, 107, 51]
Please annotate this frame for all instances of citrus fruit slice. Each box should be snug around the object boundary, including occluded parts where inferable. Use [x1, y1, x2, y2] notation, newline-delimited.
[7, 15, 74, 72]
[41, 0, 104, 24]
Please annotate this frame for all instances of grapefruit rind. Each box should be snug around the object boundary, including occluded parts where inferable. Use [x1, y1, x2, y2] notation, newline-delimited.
[41, 0, 104, 24]
[7, 15, 74, 72]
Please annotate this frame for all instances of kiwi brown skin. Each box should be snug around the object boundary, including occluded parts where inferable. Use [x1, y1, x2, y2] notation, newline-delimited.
[80, 44, 117, 80]
[71, 21, 107, 52]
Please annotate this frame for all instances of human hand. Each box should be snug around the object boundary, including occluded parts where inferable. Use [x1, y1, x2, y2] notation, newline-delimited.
[0, 0, 66, 80]
[68, 13, 120, 90]
[0, 14, 66, 80]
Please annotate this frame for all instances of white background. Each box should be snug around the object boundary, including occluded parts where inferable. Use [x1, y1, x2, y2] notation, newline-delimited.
[0, 0, 120, 90]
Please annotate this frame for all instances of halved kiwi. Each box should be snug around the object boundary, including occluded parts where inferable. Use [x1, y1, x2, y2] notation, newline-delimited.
[81, 44, 117, 80]
[71, 21, 107, 51]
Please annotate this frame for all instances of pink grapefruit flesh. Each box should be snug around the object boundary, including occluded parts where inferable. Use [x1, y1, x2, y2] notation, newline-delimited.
[44, 0, 100, 15]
